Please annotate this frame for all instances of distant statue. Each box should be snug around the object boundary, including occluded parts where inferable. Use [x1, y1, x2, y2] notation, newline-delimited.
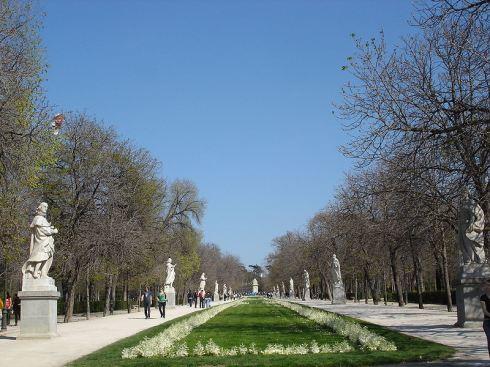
[223, 283, 227, 296]
[199, 272, 207, 291]
[164, 258, 176, 288]
[457, 191, 486, 264]
[332, 254, 343, 285]
[252, 278, 259, 293]
[303, 270, 311, 300]
[281, 281, 286, 296]
[214, 280, 219, 294]
[289, 277, 294, 296]
[22, 203, 58, 279]
[303, 270, 310, 289]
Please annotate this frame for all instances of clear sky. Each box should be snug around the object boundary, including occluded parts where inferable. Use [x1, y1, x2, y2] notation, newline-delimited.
[41, 0, 414, 267]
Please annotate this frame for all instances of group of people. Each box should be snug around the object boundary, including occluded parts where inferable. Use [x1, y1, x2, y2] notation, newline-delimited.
[0, 292, 21, 326]
[187, 290, 212, 308]
[140, 287, 167, 319]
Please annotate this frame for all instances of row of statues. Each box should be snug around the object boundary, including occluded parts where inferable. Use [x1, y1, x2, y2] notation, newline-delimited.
[19, 193, 487, 293]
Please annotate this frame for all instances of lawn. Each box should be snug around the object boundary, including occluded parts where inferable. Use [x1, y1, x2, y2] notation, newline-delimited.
[70, 298, 455, 367]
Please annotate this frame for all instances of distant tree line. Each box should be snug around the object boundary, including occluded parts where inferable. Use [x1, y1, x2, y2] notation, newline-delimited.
[266, 0, 489, 310]
[0, 0, 248, 322]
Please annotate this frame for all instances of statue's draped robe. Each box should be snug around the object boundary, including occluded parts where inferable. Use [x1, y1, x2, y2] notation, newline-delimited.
[165, 264, 175, 287]
[458, 201, 486, 263]
[22, 215, 55, 278]
[332, 258, 342, 285]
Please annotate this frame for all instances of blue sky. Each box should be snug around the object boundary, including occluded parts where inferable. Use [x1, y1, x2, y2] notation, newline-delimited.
[41, 1, 414, 266]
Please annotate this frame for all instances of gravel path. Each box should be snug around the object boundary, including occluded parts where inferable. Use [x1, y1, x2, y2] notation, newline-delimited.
[0, 304, 202, 366]
[293, 299, 488, 366]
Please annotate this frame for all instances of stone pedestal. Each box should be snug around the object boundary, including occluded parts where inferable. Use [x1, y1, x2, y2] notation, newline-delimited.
[18, 277, 60, 339]
[165, 286, 176, 308]
[332, 283, 347, 304]
[214, 292, 220, 302]
[304, 287, 311, 301]
[253, 285, 258, 294]
[455, 263, 490, 327]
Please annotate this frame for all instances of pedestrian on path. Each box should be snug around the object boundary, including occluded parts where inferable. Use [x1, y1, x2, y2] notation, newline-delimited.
[157, 289, 167, 318]
[5, 292, 12, 325]
[480, 279, 490, 357]
[187, 290, 193, 307]
[199, 290, 205, 308]
[141, 287, 153, 319]
[13, 293, 20, 326]
[194, 291, 198, 308]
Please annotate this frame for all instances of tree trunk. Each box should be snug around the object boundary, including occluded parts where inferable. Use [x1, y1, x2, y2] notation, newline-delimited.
[389, 247, 405, 307]
[138, 284, 142, 312]
[410, 235, 424, 309]
[110, 274, 118, 315]
[383, 271, 388, 305]
[441, 230, 453, 312]
[363, 271, 369, 304]
[103, 274, 112, 317]
[85, 272, 90, 320]
[354, 277, 358, 303]
[63, 271, 79, 323]
[64, 283, 76, 323]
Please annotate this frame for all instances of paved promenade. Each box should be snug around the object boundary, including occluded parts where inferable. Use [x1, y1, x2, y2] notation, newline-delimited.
[0, 305, 200, 367]
[295, 299, 488, 366]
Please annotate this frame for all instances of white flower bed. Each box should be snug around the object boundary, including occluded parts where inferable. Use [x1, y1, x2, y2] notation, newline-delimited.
[272, 299, 397, 352]
[121, 300, 242, 359]
[168, 339, 353, 357]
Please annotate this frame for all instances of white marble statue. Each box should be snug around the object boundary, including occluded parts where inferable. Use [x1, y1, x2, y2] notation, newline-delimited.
[303, 270, 311, 300]
[281, 281, 286, 297]
[199, 272, 207, 291]
[458, 191, 486, 264]
[22, 203, 58, 279]
[164, 258, 176, 288]
[303, 270, 310, 289]
[215, 280, 219, 294]
[223, 283, 227, 296]
[252, 278, 259, 293]
[332, 254, 343, 285]
[289, 277, 294, 298]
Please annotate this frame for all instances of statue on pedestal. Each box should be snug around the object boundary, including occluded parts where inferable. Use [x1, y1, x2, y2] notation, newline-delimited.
[223, 283, 227, 298]
[331, 254, 347, 304]
[199, 273, 207, 291]
[214, 281, 219, 294]
[457, 192, 486, 264]
[303, 270, 310, 300]
[164, 258, 176, 289]
[252, 278, 258, 293]
[332, 254, 343, 286]
[281, 282, 286, 297]
[19, 202, 60, 339]
[289, 277, 294, 298]
[22, 203, 58, 280]
[455, 191, 489, 327]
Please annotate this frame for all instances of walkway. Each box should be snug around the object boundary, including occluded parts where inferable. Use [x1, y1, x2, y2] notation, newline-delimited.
[0, 305, 201, 367]
[294, 299, 488, 366]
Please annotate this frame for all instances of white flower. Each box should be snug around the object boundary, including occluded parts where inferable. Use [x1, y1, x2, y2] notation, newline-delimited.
[193, 341, 205, 356]
[121, 299, 242, 359]
[205, 339, 222, 356]
[310, 341, 320, 354]
[272, 299, 397, 352]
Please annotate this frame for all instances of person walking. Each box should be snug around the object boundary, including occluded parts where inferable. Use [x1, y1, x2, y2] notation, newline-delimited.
[480, 279, 490, 357]
[141, 287, 153, 319]
[187, 290, 193, 307]
[194, 291, 198, 308]
[157, 289, 167, 318]
[5, 292, 12, 325]
[199, 290, 205, 308]
[13, 293, 20, 326]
